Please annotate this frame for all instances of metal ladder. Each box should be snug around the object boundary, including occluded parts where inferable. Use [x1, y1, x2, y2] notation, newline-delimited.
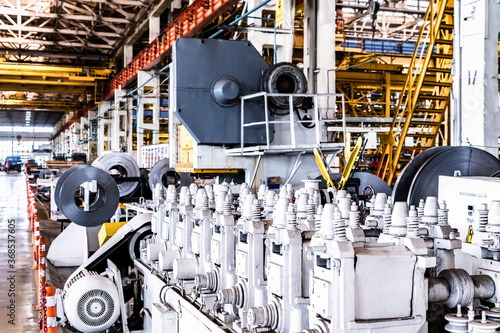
[376, 0, 454, 185]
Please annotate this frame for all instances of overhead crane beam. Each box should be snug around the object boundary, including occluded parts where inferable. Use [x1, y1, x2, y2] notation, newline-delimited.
[0, 107, 78, 112]
[0, 63, 113, 75]
[0, 63, 114, 88]
[0, 63, 113, 116]
[0, 78, 96, 86]
[0, 100, 82, 108]
[0, 83, 89, 94]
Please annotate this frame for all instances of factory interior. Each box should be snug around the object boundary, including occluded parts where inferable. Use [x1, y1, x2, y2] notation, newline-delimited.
[1, 0, 500, 332]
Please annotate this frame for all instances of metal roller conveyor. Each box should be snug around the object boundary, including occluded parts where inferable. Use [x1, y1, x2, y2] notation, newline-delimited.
[92, 151, 140, 197]
[56, 164, 120, 227]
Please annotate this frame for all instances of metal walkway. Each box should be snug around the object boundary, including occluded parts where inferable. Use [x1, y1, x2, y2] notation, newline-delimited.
[0, 172, 39, 332]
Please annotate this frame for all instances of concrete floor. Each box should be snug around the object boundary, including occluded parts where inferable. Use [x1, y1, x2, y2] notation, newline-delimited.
[0, 172, 39, 332]
[0, 171, 76, 333]
[34, 175, 76, 333]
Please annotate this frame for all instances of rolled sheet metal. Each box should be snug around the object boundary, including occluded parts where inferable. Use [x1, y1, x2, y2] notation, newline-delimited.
[351, 172, 392, 197]
[54, 164, 88, 208]
[92, 151, 140, 197]
[148, 158, 191, 192]
[393, 147, 500, 206]
[148, 158, 171, 191]
[56, 164, 119, 227]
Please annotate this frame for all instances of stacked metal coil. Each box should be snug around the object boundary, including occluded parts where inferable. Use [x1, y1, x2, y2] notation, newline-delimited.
[92, 152, 140, 197]
[148, 158, 191, 194]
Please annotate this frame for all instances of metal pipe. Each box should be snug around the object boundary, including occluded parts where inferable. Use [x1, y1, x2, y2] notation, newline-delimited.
[284, 160, 303, 187]
[250, 155, 262, 189]
[284, 152, 304, 186]
[241, 15, 277, 64]
[209, 0, 272, 39]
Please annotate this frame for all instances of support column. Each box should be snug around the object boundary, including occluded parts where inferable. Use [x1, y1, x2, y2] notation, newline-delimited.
[303, 0, 336, 120]
[87, 110, 98, 162]
[454, 0, 500, 156]
[69, 122, 80, 154]
[80, 114, 89, 156]
[246, 0, 295, 63]
[97, 101, 111, 157]
[316, 0, 336, 119]
[137, 71, 160, 167]
[124, 44, 133, 67]
[112, 90, 129, 152]
[303, 0, 317, 92]
[149, 15, 160, 42]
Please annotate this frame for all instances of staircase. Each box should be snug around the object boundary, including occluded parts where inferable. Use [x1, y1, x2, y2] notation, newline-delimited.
[376, 0, 454, 185]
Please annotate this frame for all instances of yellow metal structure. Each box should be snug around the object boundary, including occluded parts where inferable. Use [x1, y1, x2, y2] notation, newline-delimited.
[0, 63, 115, 107]
[0, 100, 81, 107]
[314, 147, 335, 188]
[338, 136, 363, 190]
[0, 63, 114, 78]
[376, 0, 454, 184]
[98, 222, 127, 247]
[175, 165, 240, 173]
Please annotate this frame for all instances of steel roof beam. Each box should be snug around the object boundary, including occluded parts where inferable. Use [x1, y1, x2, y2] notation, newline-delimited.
[0, 7, 131, 24]
[115, 0, 173, 53]
[0, 37, 113, 49]
[75, 0, 148, 6]
[0, 49, 108, 61]
[0, 25, 122, 37]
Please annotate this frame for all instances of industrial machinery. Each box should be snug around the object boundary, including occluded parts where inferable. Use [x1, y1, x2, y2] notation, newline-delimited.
[44, 37, 500, 333]
[47, 177, 500, 333]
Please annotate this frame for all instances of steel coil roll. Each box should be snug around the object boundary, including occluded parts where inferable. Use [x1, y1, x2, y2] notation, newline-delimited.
[351, 172, 392, 197]
[148, 158, 191, 192]
[56, 165, 119, 227]
[393, 146, 500, 206]
[92, 152, 140, 197]
[54, 164, 89, 208]
[148, 158, 171, 192]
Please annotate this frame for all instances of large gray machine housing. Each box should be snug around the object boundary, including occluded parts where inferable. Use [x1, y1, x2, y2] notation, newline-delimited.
[171, 38, 274, 145]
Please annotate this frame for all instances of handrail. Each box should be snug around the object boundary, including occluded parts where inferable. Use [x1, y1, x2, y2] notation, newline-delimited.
[376, 0, 450, 184]
[239, 92, 346, 153]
